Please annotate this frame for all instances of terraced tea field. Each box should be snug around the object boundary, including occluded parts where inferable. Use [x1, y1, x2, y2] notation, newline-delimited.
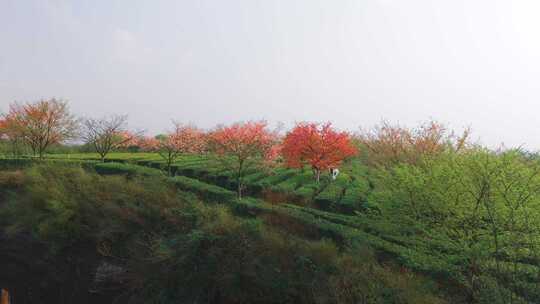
[1, 153, 539, 302]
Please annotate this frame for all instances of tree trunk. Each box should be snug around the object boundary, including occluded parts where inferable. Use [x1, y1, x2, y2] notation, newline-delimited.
[167, 159, 172, 176]
[237, 182, 242, 200]
[237, 160, 244, 200]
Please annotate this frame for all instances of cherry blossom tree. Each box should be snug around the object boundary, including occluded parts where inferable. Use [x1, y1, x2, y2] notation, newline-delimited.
[141, 123, 206, 175]
[281, 122, 357, 182]
[2, 99, 78, 158]
[207, 121, 277, 199]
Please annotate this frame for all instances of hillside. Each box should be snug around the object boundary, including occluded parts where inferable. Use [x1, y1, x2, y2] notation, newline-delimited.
[0, 161, 450, 304]
[0, 151, 538, 303]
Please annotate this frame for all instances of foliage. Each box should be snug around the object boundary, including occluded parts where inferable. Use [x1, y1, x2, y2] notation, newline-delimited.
[0, 165, 449, 304]
[368, 149, 540, 302]
[207, 121, 278, 199]
[140, 123, 206, 175]
[5, 117, 540, 303]
[357, 120, 470, 167]
[170, 175, 237, 203]
[1, 99, 78, 158]
[282, 122, 357, 182]
[93, 162, 164, 178]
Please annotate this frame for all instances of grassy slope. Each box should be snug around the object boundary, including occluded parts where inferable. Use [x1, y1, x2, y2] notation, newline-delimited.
[0, 163, 456, 304]
[9, 153, 539, 302]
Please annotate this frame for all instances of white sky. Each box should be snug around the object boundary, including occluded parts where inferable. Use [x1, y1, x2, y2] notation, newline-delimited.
[1, 0, 540, 148]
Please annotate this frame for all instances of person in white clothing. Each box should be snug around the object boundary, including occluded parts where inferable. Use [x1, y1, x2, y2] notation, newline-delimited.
[330, 168, 340, 180]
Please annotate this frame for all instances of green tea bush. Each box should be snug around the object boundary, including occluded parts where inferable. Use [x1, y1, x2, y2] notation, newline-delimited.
[93, 162, 164, 178]
[314, 183, 343, 210]
[293, 184, 318, 198]
[169, 176, 237, 203]
[235, 198, 475, 293]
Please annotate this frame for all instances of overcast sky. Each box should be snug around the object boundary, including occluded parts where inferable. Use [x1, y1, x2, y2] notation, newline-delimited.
[1, 0, 540, 148]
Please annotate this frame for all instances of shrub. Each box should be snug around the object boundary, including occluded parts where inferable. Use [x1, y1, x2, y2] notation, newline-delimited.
[314, 183, 343, 210]
[93, 162, 163, 178]
[169, 176, 236, 203]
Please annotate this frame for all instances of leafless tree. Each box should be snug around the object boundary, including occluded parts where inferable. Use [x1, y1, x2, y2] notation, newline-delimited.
[82, 115, 141, 162]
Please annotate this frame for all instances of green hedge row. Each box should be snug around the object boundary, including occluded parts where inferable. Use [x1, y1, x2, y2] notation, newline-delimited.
[282, 203, 463, 257]
[0, 158, 99, 170]
[293, 184, 318, 198]
[169, 176, 237, 203]
[92, 162, 238, 203]
[314, 183, 344, 209]
[170, 164, 369, 214]
[93, 162, 164, 178]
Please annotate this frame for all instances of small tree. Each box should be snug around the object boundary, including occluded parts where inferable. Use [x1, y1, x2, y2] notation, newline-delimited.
[2, 99, 78, 158]
[82, 115, 140, 162]
[357, 120, 470, 167]
[281, 122, 357, 183]
[208, 121, 277, 199]
[141, 123, 206, 175]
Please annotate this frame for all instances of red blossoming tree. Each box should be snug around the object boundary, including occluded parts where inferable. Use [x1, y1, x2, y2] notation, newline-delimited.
[208, 121, 277, 199]
[141, 123, 206, 175]
[2, 99, 79, 158]
[281, 122, 357, 182]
